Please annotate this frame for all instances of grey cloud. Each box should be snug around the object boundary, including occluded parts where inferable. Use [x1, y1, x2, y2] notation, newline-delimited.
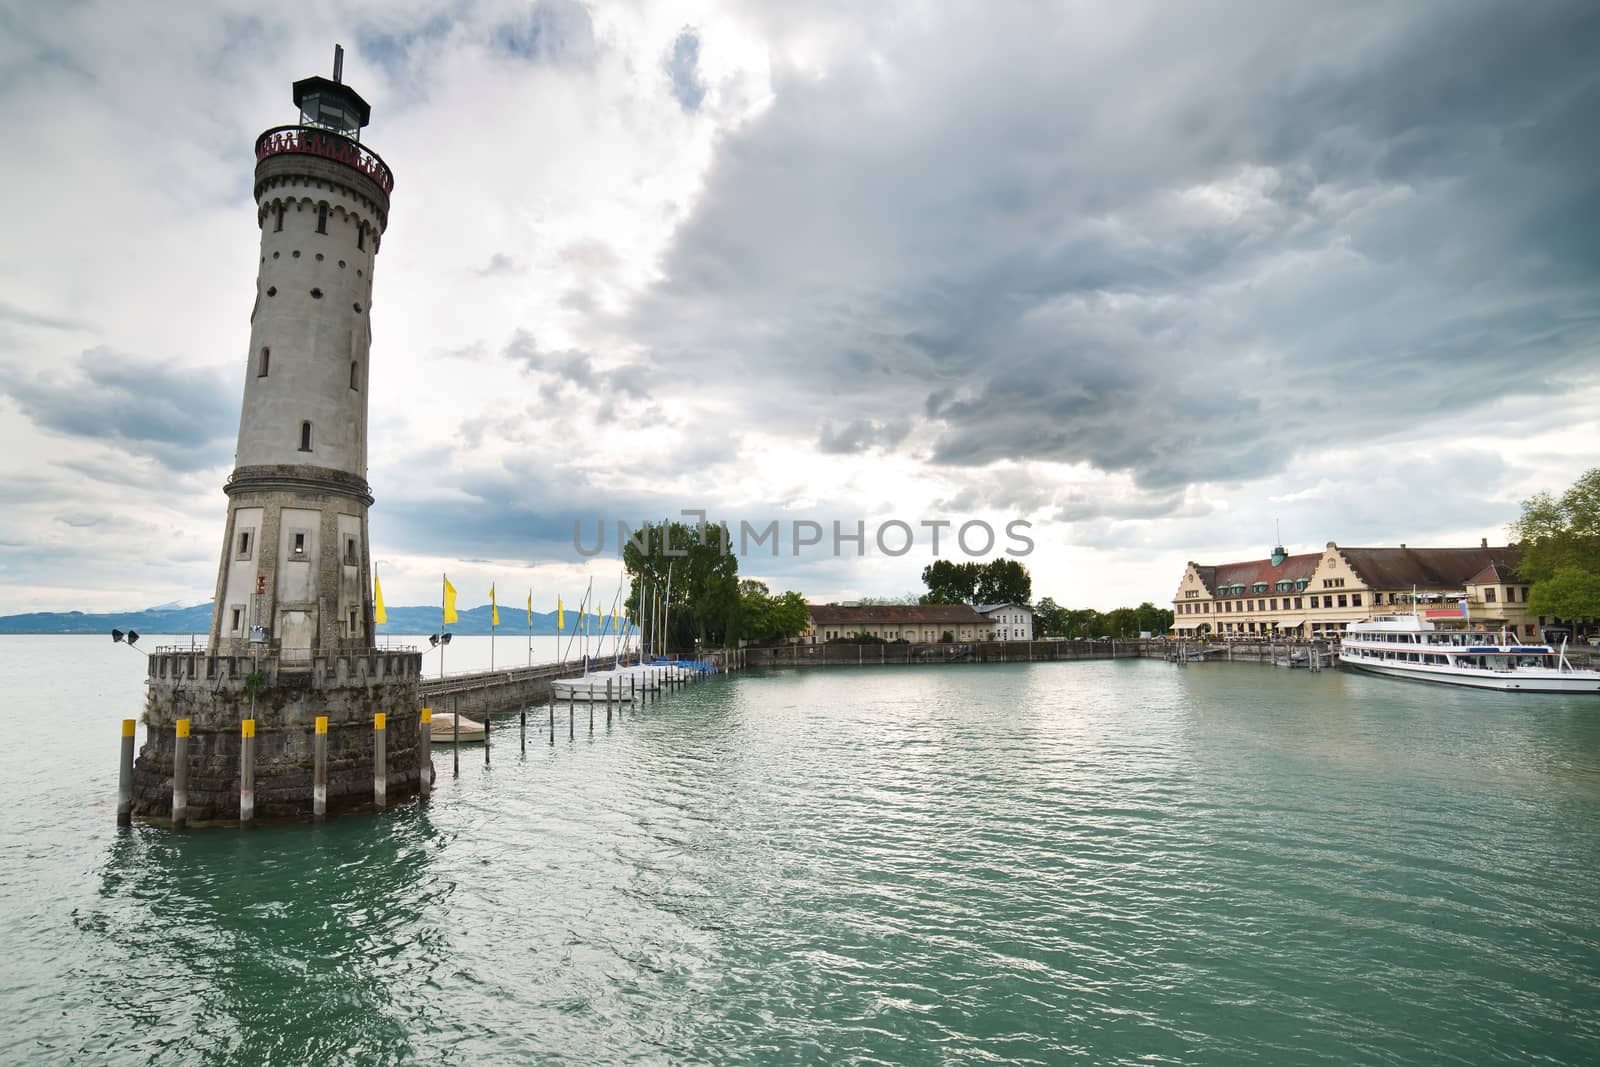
[666, 28, 706, 113]
[502, 328, 649, 403]
[475, 253, 521, 277]
[816, 417, 910, 455]
[2, 347, 233, 470]
[494, 0, 597, 66]
[0, 299, 92, 332]
[623, 1, 1600, 494]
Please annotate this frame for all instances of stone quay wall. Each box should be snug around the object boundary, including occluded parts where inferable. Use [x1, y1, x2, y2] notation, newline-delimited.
[135, 648, 425, 822]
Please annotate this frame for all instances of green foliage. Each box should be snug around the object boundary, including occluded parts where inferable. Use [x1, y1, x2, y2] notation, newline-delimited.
[739, 581, 810, 643]
[1513, 468, 1600, 620]
[920, 560, 980, 604]
[243, 670, 265, 702]
[1527, 566, 1600, 621]
[920, 559, 1032, 605]
[975, 559, 1032, 605]
[624, 520, 740, 649]
[1133, 601, 1174, 636]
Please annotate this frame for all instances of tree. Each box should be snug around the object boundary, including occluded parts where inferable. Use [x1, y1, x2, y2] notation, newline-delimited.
[1103, 607, 1140, 638]
[1528, 566, 1600, 622]
[737, 580, 811, 643]
[975, 559, 1032, 605]
[1034, 596, 1068, 637]
[920, 560, 980, 604]
[1513, 468, 1600, 621]
[623, 520, 740, 649]
[1133, 601, 1173, 636]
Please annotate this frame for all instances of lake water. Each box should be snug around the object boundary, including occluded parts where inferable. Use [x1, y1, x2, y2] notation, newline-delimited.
[3, 635, 1599, 1064]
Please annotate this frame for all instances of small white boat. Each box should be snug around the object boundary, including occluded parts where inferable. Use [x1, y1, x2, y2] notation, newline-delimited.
[1340, 615, 1600, 693]
[431, 711, 485, 742]
[552, 670, 639, 701]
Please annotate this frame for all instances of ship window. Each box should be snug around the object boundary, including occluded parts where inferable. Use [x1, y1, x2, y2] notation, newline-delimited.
[299, 421, 312, 451]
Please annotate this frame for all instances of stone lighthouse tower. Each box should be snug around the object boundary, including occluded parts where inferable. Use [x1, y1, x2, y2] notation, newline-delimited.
[134, 49, 424, 822]
[212, 46, 391, 660]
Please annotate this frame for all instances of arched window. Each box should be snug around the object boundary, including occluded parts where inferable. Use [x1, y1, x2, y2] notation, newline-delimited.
[350, 361, 359, 390]
[299, 421, 312, 452]
[258, 347, 270, 377]
[316, 203, 329, 234]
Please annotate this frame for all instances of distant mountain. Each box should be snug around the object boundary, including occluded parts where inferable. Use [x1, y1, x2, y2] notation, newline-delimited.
[0, 602, 614, 637]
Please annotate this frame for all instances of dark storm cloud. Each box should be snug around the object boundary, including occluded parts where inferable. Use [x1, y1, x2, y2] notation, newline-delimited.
[625, 1, 1600, 493]
[3, 347, 233, 470]
[666, 28, 706, 113]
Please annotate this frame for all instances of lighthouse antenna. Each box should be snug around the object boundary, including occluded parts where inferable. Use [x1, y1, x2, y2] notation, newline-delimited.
[333, 43, 344, 83]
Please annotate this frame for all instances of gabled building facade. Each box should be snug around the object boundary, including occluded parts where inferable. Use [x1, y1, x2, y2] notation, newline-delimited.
[1172, 540, 1538, 639]
[977, 603, 1035, 641]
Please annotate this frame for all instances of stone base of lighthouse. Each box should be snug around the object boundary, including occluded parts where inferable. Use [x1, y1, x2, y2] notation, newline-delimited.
[132, 648, 426, 822]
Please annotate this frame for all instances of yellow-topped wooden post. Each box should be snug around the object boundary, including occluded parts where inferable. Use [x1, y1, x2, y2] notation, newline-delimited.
[373, 712, 387, 809]
[239, 719, 257, 826]
[313, 715, 328, 820]
[172, 718, 191, 828]
[116, 719, 136, 827]
[419, 707, 433, 798]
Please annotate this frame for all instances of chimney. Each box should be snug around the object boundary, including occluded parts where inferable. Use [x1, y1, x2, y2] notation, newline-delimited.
[1481, 537, 1488, 548]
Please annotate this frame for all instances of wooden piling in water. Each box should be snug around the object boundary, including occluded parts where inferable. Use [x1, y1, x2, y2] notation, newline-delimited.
[373, 713, 388, 810]
[239, 719, 256, 826]
[116, 719, 135, 827]
[172, 718, 190, 829]
[420, 708, 432, 798]
[520, 707, 526, 754]
[452, 697, 460, 776]
[313, 715, 328, 820]
[548, 700, 554, 744]
[484, 704, 491, 766]
[606, 679, 613, 726]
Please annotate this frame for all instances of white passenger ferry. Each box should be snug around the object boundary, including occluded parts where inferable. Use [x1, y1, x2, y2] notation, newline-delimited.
[1340, 614, 1600, 693]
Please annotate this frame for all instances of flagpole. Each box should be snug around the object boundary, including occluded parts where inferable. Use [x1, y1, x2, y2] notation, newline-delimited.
[490, 586, 496, 672]
[440, 573, 447, 681]
[528, 589, 533, 668]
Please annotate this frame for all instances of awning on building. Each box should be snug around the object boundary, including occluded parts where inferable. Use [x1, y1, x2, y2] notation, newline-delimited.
[1276, 617, 1305, 629]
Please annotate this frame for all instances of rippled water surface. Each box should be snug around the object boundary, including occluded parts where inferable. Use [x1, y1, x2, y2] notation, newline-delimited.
[3, 636, 1600, 1064]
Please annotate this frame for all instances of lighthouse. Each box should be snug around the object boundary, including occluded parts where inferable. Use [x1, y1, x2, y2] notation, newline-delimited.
[211, 45, 393, 661]
[134, 49, 424, 822]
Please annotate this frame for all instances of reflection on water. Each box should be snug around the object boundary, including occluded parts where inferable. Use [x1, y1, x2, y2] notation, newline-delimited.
[2, 637, 1599, 1064]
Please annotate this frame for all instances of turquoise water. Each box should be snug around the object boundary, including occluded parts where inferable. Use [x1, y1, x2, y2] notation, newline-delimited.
[3, 636, 1599, 1064]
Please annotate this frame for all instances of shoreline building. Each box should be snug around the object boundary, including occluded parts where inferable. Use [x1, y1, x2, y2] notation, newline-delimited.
[1171, 540, 1537, 639]
[132, 51, 424, 821]
[977, 603, 1035, 641]
[803, 604, 994, 644]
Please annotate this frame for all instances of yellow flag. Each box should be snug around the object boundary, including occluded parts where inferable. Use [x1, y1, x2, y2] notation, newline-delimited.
[611, 610, 618, 632]
[527, 590, 533, 627]
[557, 596, 564, 631]
[491, 583, 499, 627]
[373, 570, 387, 625]
[443, 575, 458, 624]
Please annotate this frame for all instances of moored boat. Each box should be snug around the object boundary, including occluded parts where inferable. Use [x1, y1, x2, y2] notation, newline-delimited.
[1340, 614, 1600, 693]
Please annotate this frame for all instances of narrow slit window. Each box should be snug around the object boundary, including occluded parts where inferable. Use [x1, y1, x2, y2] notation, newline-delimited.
[237, 530, 252, 557]
[293, 532, 306, 556]
[344, 537, 357, 565]
[274, 204, 285, 232]
[231, 607, 243, 633]
[317, 204, 329, 234]
[299, 421, 312, 451]
[258, 347, 270, 377]
[350, 361, 359, 390]
[348, 608, 358, 636]
[357, 223, 365, 250]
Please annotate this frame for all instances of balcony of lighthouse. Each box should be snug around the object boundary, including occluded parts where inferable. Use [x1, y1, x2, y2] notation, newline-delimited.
[255, 125, 394, 194]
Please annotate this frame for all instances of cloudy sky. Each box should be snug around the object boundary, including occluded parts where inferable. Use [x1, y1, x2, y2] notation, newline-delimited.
[2, 0, 1597, 614]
